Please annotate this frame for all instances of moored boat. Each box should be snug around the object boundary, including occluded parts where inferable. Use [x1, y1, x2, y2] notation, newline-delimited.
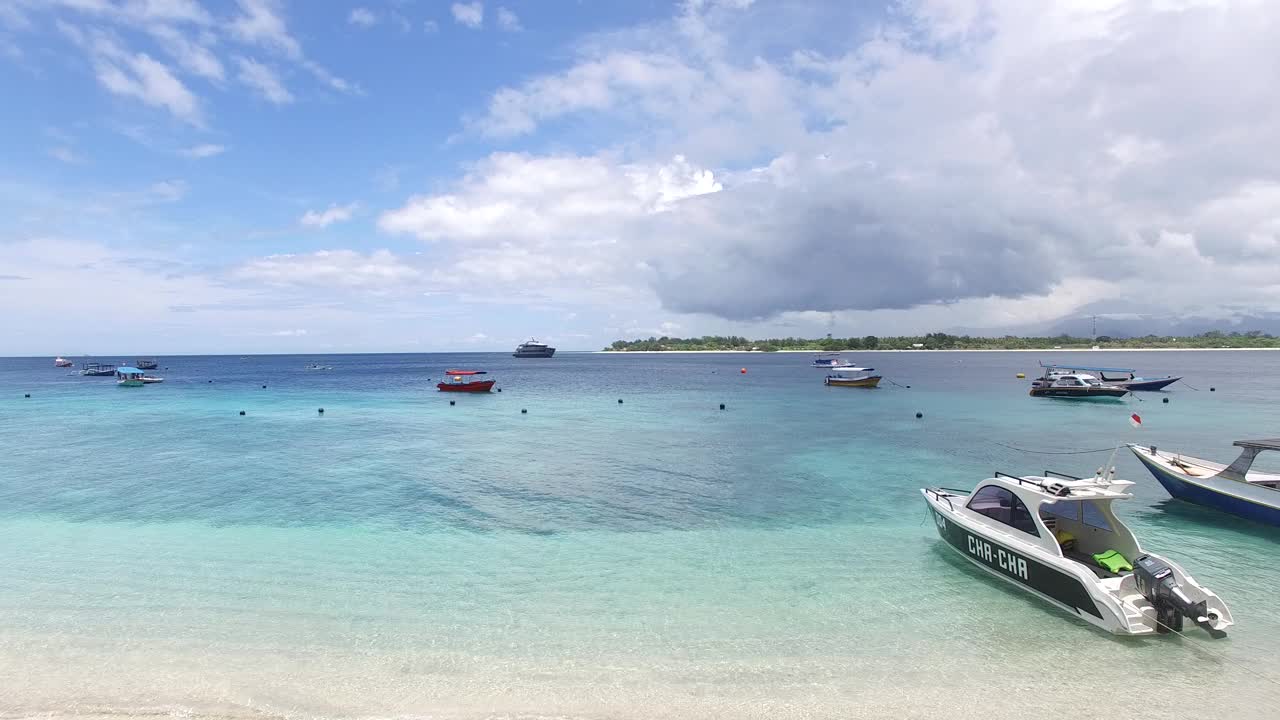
[81, 362, 117, 377]
[140, 375, 164, 384]
[1129, 441, 1280, 527]
[115, 367, 145, 387]
[1038, 363, 1179, 392]
[438, 369, 496, 392]
[513, 339, 556, 358]
[1029, 372, 1128, 399]
[812, 353, 855, 369]
[304, 363, 333, 371]
[55, 356, 73, 367]
[923, 468, 1232, 637]
[824, 369, 881, 388]
[136, 358, 158, 370]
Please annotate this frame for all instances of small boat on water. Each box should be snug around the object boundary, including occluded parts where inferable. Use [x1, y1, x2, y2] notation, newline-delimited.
[513, 339, 556, 358]
[81, 362, 117, 377]
[923, 467, 1232, 637]
[304, 363, 333, 371]
[812, 353, 855, 369]
[438, 369, 496, 392]
[824, 369, 881, 388]
[1029, 371, 1128, 399]
[55, 356, 73, 367]
[1039, 363, 1179, 392]
[116, 367, 145, 387]
[135, 358, 158, 370]
[140, 375, 164, 384]
[1129, 441, 1280, 527]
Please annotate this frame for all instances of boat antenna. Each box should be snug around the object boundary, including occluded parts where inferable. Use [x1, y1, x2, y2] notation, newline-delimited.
[1095, 444, 1122, 483]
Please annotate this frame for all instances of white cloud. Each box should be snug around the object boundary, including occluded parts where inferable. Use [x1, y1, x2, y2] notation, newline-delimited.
[423, 19, 439, 34]
[97, 50, 204, 125]
[436, 0, 1280, 323]
[235, 56, 293, 104]
[496, 7, 521, 32]
[49, 147, 83, 163]
[271, 328, 307, 336]
[348, 7, 377, 28]
[229, 0, 300, 58]
[121, 0, 212, 25]
[180, 143, 226, 158]
[451, 2, 483, 29]
[148, 24, 224, 81]
[300, 202, 358, 228]
[149, 179, 187, 202]
[234, 249, 421, 288]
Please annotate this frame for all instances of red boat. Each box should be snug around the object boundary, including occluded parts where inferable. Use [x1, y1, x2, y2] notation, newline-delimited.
[437, 369, 496, 392]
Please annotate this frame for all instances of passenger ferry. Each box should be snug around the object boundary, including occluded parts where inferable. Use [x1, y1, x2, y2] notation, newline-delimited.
[513, 339, 556, 358]
[922, 467, 1232, 637]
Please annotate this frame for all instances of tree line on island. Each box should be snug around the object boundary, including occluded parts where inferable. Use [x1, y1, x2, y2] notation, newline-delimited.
[605, 330, 1280, 352]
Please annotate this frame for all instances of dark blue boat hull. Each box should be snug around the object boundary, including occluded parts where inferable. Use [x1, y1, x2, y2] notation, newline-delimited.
[1136, 454, 1280, 527]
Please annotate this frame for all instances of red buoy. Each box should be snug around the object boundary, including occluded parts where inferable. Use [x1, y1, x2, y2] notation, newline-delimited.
[740, 368, 747, 374]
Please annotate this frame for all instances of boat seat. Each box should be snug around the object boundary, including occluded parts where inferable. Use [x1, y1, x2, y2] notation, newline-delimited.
[1093, 549, 1133, 574]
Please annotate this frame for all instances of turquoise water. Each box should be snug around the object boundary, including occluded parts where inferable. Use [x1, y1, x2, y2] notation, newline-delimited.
[3, 351, 1280, 718]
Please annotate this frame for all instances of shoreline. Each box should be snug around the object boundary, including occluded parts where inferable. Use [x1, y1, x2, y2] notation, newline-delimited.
[595, 347, 1280, 353]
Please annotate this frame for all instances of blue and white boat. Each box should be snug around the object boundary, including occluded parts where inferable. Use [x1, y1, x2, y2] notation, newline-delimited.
[1039, 362, 1180, 391]
[812, 353, 855, 369]
[1129, 441, 1280, 527]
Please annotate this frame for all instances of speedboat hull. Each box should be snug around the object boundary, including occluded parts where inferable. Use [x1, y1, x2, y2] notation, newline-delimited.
[1129, 445, 1280, 526]
[117, 379, 144, 387]
[925, 497, 1113, 630]
[437, 380, 495, 392]
[1029, 385, 1128, 399]
[825, 375, 882, 388]
[922, 487, 1232, 636]
[1116, 376, 1180, 392]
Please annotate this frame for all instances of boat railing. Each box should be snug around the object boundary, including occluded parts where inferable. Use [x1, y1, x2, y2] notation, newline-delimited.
[1044, 470, 1084, 481]
[925, 486, 972, 511]
[995, 471, 1054, 491]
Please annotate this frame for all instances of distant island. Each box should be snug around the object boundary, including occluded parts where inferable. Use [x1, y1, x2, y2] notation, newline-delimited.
[604, 331, 1280, 352]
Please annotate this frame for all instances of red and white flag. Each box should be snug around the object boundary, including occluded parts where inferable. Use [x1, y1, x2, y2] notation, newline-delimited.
[1129, 413, 1143, 429]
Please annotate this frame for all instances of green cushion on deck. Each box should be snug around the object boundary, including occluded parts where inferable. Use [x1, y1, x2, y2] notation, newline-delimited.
[1093, 549, 1132, 573]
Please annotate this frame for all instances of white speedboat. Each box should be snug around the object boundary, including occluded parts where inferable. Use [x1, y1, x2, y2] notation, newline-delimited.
[140, 376, 164, 384]
[304, 363, 333, 371]
[55, 356, 73, 367]
[1029, 372, 1128, 399]
[1129, 441, 1280, 527]
[922, 468, 1232, 637]
[812, 353, 855, 369]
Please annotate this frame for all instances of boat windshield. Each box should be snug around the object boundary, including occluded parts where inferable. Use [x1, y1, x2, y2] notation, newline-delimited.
[967, 486, 1039, 537]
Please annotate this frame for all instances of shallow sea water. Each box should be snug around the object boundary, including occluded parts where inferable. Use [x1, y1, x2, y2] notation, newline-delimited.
[2, 351, 1280, 719]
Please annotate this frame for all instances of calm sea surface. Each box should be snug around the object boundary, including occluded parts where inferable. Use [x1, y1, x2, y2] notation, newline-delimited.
[3, 351, 1280, 719]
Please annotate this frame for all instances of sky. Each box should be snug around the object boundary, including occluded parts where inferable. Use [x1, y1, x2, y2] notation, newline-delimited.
[3, 0, 1280, 354]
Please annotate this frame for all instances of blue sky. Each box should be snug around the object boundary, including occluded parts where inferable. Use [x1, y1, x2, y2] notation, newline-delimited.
[3, 1, 1280, 354]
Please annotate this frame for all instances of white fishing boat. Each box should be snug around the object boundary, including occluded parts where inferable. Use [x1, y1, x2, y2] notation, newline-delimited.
[304, 363, 333, 371]
[1129, 441, 1280, 527]
[922, 466, 1232, 637]
[140, 376, 164, 384]
[55, 356, 73, 367]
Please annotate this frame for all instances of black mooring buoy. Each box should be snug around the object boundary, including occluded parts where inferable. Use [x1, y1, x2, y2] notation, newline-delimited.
[318, 408, 324, 414]
[1210, 387, 1216, 392]
[719, 403, 726, 410]
[497, 387, 502, 392]
[915, 412, 923, 419]
[262, 384, 267, 389]
[208, 379, 213, 383]
[618, 399, 623, 404]
[1162, 397, 1169, 404]
[449, 400, 455, 406]
[239, 410, 246, 416]
[521, 408, 527, 414]
[24, 393, 30, 398]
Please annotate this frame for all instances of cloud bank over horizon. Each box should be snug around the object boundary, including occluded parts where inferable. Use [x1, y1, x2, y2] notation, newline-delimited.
[3, 0, 1280, 353]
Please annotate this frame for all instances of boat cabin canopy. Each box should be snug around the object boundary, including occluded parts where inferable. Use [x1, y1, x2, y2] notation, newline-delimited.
[962, 473, 1141, 561]
[1224, 439, 1280, 477]
[1040, 362, 1135, 374]
[116, 366, 143, 375]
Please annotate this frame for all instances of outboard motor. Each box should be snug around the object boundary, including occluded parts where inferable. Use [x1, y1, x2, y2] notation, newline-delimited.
[1134, 555, 1225, 638]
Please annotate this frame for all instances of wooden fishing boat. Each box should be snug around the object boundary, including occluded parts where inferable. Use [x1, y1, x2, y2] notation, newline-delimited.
[1129, 441, 1280, 527]
[437, 370, 496, 392]
[824, 369, 881, 388]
